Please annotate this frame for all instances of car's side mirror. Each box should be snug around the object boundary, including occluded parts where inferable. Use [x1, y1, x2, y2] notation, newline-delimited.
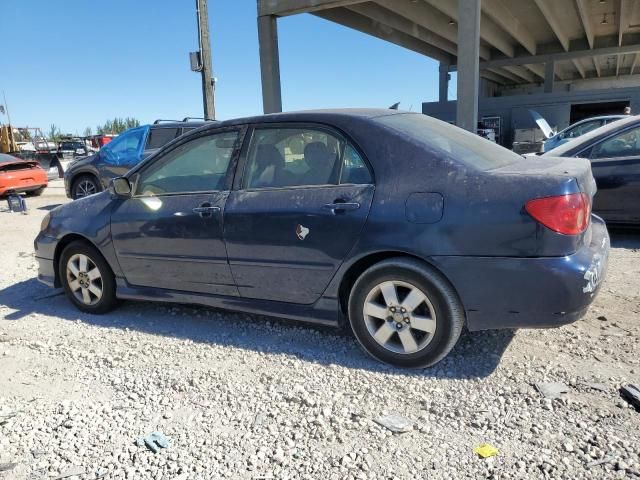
[110, 177, 132, 197]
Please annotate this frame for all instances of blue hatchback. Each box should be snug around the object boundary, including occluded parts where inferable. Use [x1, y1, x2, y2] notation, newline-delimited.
[35, 109, 609, 368]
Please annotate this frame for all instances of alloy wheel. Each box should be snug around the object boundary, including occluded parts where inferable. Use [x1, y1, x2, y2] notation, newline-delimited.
[75, 180, 97, 198]
[66, 254, 103, 306]
[363, 280, 437, 354]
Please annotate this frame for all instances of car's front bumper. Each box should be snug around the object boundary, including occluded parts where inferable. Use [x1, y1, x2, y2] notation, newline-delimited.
[431, 215, 610, 331]
[35, 233, 58, 287]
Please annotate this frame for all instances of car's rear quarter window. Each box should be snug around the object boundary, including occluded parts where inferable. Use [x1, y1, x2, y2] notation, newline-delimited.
[376, 113, 520, 170]
[146, 128, 180, 150]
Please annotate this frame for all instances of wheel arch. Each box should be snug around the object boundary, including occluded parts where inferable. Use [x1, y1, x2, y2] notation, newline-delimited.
[337, 251, 462, 320]
[53, 234, 102, 287]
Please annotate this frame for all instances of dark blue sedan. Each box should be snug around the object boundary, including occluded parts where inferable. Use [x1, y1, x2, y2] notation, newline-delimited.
[35, 109, 609, 368]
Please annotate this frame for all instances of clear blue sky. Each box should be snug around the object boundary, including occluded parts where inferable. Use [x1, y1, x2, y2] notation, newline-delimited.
[1, 0, 450, 135]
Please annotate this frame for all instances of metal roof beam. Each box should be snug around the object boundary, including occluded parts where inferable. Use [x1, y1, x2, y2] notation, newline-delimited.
[347, 3, 458, 56]
[423, 0, 515, 58]
[258, 0, 367, 17]
[575, 0, 594, 49]
[375, 0, 491, 59]
[312, 7, 453, 63]
[481, 0, 537, 54]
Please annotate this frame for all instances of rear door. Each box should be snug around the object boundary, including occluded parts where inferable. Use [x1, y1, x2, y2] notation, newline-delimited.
[584, 124, 640, 224]
[223, 124, 375, 304]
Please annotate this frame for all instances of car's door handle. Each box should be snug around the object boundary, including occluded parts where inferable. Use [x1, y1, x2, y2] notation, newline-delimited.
[193, 204, 221, 217]
[323, 201, 360, 214]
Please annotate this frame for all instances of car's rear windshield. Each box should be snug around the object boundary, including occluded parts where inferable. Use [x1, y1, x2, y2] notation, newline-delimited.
[376, 113, 520, 170]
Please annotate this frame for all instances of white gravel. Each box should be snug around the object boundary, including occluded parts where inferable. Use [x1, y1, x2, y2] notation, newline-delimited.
[0, 180, 639, 479]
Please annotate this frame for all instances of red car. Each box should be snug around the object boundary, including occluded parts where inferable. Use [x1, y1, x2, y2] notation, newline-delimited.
[0, 153, 48, 196]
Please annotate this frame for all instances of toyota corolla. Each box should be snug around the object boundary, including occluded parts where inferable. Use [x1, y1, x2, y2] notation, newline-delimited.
[35, 109, 609, 368]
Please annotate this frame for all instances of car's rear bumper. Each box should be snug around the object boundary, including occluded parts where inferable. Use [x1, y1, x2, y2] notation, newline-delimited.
[0, 182, 47, 196]
[430, 215, 610, 331]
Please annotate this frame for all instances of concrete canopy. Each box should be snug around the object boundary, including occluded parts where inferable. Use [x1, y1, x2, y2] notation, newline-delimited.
[256, 0, 640, 129]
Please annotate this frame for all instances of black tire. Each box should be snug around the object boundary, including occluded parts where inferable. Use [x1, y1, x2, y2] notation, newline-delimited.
[59, 240, 118, 314]
[71, 174, 101, 200]
[348, 258, 464, 368]
[27, 186, 46, 197]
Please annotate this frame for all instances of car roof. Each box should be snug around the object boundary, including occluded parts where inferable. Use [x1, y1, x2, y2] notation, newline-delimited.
[544, 114, 640, 157]
[192, 108, 406, 132]
[150, 120, 211, 129]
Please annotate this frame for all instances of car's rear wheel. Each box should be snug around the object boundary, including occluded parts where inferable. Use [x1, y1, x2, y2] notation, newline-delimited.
[72, 175, 101, 199]
[348, 258, 464, 368]
[59, 241, 118, 314]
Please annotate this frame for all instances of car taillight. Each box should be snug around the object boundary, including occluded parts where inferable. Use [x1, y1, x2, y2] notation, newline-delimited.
[525, 193, 590, 235]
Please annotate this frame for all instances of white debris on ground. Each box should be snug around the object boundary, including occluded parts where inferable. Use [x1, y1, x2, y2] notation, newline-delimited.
[0, 180, 639, 480]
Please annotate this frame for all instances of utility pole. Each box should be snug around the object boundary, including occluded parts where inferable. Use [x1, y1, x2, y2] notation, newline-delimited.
[195, 0, 215, 120]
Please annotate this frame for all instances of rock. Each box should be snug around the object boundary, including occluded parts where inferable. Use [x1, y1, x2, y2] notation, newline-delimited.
[373, 414, 413, 433]
[535, 382, 569, 400]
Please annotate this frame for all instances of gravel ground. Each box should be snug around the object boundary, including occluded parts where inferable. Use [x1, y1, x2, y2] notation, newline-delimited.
[0, 180, 638, 480]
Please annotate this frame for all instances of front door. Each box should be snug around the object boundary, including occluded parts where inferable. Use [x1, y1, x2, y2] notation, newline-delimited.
[223, 125, 375, 304]
[588, 124, 640, 224]
[111, 128, 243, 295]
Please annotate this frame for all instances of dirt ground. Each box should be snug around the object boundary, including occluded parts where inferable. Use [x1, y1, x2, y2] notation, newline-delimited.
[0, 180, 638, 479]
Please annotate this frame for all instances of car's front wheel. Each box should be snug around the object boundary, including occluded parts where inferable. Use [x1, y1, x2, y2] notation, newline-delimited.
[71, 175, 101, 199]
[348, 258, 464, 368]
[59, 241, 118, 314]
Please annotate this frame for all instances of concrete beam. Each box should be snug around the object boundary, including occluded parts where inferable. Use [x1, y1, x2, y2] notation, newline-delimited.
[575, 0, 594, 49]
[534, 0, 569, 51]
[503, 65, 537, 83]
[439, 62, 449, 102]
[524, 64, 545, 79]
[449, 42, 640, 70]
[631, 53, 638, 75]
[424, 0, 515, 58]
[594, 57, 601, 77]
[487, 68, 522, 83]
[312, 7, 453, 63]
[348, 3, 458, 56]
[374, 0, 491, 59]
[572, 59, 586, 79]
[259, 0, 366, 17]
[544, 61, 554, 93]
[480, 70, 509, 85]
[258, 15, 283, 113]
[456, 0, 481, 132]
[481, 0, 537, 54]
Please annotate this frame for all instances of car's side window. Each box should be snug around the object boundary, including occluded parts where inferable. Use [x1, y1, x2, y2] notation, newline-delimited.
[590, 126, 640, 159]
[340, 144, 373, 184]
[243, 127, 372, 189]
[146, 128, 180, 150]
[243, 127, 344, 189]
[135, 130, 239, 196]
[102, 127, 146, 166]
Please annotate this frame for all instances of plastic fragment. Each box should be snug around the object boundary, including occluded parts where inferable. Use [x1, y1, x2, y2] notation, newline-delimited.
[473, 443, 499, 458]
[136, 431, 171, 453]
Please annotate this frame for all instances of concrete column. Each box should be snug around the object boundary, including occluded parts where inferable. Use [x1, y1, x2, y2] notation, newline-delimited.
[439, 62, 449, 103]
[544, 61, 554, 93]
[258, 15, 282, 114]
[456, 0, 481, 132]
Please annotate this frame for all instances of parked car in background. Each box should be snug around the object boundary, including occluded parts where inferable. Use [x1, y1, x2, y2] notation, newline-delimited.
[0, 153, 48, 196]
[64, 119, 209, 199]
[541, 115, 625, 152]
[542, 114, 640, 225]
[37, 109, 609, 368]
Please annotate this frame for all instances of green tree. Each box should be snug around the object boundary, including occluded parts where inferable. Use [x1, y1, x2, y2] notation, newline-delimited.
[96, 117, 140, 134]
[48, 124, 61, 141]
